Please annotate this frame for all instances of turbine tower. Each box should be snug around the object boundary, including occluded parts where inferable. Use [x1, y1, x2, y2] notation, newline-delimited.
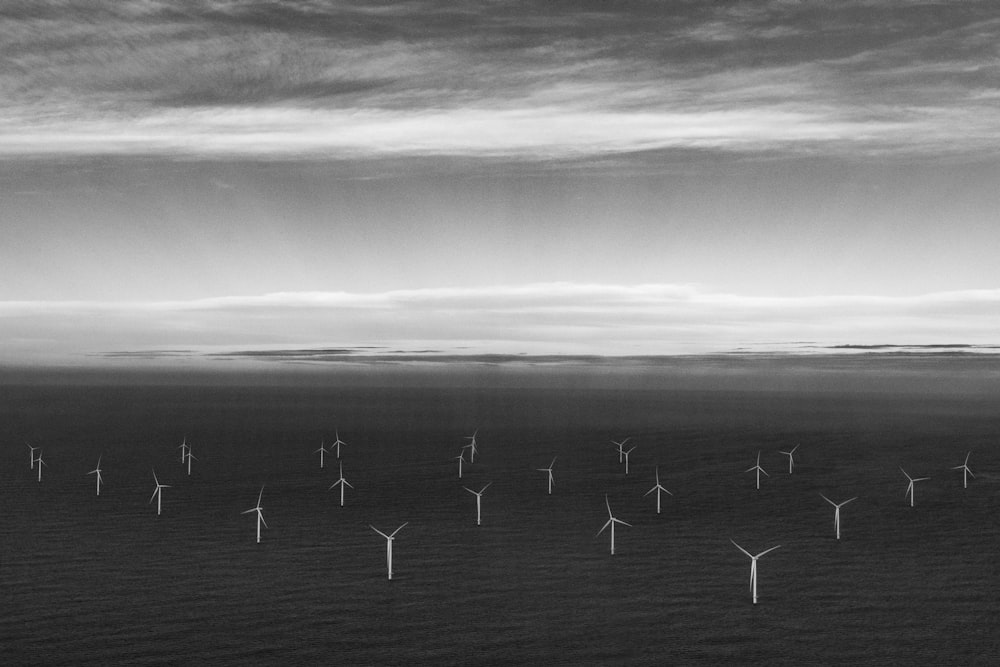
[370, 523, 407, 580]
[597, 495, 632, 555]
[731, 539, 781, 605]
[242, 485, 268, 543]
[644, 466, 673, 514]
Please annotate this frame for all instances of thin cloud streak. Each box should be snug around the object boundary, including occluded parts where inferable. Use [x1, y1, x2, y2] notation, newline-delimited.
[2, 284, 998, 363]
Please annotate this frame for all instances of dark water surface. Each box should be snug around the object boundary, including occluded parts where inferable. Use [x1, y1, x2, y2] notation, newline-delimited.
[2, 363, 1000, 664]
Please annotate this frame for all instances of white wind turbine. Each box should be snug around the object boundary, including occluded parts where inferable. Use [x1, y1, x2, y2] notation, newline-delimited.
[185, 447, 197, 476]
[88, 455, 104, 496]
[149, 470, 170, 516]
[464, 430, 479, 463]
[328, 462, 354, 507]
[331, 431, 347, 459]
[26, 443, 39, 470]
[597, 495, 632, 555]
[622, 446, 636, 476]
[536, 457, 556, 495]
[454, 451, 466, 479]
[731, 540, 781, 605]
[34, 451, 46, 482]
[177, 437, 189, 464]
[819, 494, 857, 540]
[952, 452, 974, 489]
[314, 440, 329, 469]
[745, 451, 769, 490]
[644, 466, 673, 514]
[243, 485, 268, 543]
[463, 482, 492, 525]
[779, 444, 799, 474]
[370, 523, 407, 580]
[900, 467, 930, 507]
[611, 438, 631, 464]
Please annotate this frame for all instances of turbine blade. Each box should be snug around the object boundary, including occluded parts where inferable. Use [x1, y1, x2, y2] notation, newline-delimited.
[390, 522, 408, 537]
[820, 493, 835, 506]
[842, 497, 858, 506]
[644, 486, 657, 496]
[344, 480, 354, 488]
[370, 526, 391, 539]
[616, 519, 632, 527]
[756, 545, 781, 558]
[596, 519, 612, 536]
[259, 514, 268, 528]
[730, 539, 753, 558]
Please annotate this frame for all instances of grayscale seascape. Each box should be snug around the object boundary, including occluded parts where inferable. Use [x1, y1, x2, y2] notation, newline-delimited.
[3, 357, 999, 665]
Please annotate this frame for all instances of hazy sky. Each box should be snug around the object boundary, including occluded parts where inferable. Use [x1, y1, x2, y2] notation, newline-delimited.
[2, 1, 999, 362]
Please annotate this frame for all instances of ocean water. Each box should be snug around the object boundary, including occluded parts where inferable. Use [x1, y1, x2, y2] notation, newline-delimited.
[2, 362, 1000, 664]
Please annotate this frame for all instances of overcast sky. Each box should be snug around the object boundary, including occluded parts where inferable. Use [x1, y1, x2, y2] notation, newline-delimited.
[2, 1, 999, 362]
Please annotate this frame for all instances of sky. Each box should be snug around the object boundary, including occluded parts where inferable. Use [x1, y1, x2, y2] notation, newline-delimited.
[2, 1, 999, 364]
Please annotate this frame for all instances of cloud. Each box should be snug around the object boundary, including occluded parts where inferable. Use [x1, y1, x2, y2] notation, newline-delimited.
[2, 2, 1000, 159]
[2, 284, 998, 363]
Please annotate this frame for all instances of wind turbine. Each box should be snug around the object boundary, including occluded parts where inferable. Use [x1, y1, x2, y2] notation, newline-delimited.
[819, 494, 857, 540]
[597, 495, 631, 555]
[34, 452, 45, 482]
[370, 523, 407, 580]
[952, 452, 974, 489]
[778, 444, 799, 474]
[149, 470, 170, 516]
[731, 540, 781, 605]
[611, 438, 631, 464]
[242, 485, 268, 543]
[177, 437, 189, 464]
[314, 440, 329, 469]
[745, 451, 769, 490]
[88, 455, 104, 496]
[463, 482, 492, 525]
[331, 431, 347, 459]
[622, 446, 636, 475]
[644, 466, 673, 514]
[26, 442, 39, 470]
[464, 430, 479, 463]
[536, 457, 556, 495]
[328, 462, 354, 507]
[900, 467, 930, 507]
[185, 447, 196, 476]
[454, 451, 466, 479]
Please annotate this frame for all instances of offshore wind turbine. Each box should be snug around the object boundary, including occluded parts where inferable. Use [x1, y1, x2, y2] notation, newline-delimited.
[597, 495, 632, 555]
[370, 523, 407, 580]
[314, 440, 329, 469]
[778, 444, 800, 474]
[819, 494, 857, 540]
[622, 446, 636, 475]
[745, 451, 769, 490]
[536, 457, 556, 495]
[177, 437, 189, 464]
[731, 540, 781, 605]
[34, 452, 45, 482]
[463, 482, 492, 525]
[149, 470, 170, 516]
[464, 430, 479, 463]
[328, 462, 354, 507]
[331, 431, 347, 459]
[644, 466, 673, 514]
[952, 452, 974, 489]
[611, 438, 631, 464]
[900, 467, 930, 507]
[88, 455, 104, 496]
[185, 448, 196, 476]
[26, 443, 39, 470]
[454, 451, 466, 479]
[243, 485, 268, 543]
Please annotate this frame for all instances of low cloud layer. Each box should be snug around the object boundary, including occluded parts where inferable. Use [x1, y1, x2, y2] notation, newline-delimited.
[2, 283, 998, 364]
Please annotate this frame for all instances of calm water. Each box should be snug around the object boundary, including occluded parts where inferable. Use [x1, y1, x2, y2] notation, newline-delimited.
[2, 364, 1000, 664]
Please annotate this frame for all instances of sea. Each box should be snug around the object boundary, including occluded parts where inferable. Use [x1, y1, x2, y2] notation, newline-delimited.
[2, 355, 999, 665]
